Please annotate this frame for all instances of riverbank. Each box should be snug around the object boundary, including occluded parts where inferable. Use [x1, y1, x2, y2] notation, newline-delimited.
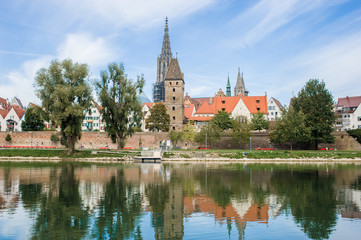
[0, 148, 361, 163]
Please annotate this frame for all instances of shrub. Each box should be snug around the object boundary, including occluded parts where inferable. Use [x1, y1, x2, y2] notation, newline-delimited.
[50, 133, 60, 143]
[5, 134, 11, 142]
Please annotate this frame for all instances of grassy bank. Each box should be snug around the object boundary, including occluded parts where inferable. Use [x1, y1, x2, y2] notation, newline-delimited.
[0, 148, 139, 159]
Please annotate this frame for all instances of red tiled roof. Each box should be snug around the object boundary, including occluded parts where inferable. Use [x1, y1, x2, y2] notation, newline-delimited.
[143, 102, 154, 108]
[271, 98, 284, 110]
[337, 96, 361, 108]
[194, 95, 241, 115]
[0, 97, 11, 111]
[14, 107, 26, 119]
[242, 95, 268, 114]
[184, 104, 195, 119]
[0, 109, 8, 118]
[195, 101, 216, 115]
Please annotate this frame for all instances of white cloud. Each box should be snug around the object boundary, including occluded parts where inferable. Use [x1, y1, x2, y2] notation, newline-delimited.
[230, 0, 348, 48]
[0, 33, 115, 105]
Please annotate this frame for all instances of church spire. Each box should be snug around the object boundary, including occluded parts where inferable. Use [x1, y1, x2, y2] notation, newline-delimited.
[161, 17, 172, 60]
[226, 73, 231, 97]
[234, 67, 246, 96]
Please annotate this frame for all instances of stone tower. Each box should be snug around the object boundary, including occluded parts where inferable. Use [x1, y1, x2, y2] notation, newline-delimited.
[234, 68, 248, 96]
[154, 17, 172, 102]
[164, 58, 184, 131]
[226, 73, 231, 97]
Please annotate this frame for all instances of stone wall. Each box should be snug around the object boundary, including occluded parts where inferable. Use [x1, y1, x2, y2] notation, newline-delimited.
[0, 131, 168, 150]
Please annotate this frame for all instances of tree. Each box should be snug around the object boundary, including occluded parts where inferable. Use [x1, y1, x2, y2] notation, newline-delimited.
[182, 121, 196, 144]
[5, 134, 11, 142]
[292, 79, 336, 149]
[211, 111, 233, 131]
[232, 117, 252, 145]
[96, 63, 144, 149]
[347, 129, 361, 144]
[271, 108, 311, 150]
[194, 123, 221, 148]
[21, 107, 45, 131]
[169, 130, 183, 148]
[145, 103, 170, 132]
[34, 59, 92, 154]
[251, 112, 269, 131]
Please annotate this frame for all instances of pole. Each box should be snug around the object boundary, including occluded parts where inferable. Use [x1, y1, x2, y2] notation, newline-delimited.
[356, 138, 358, 154]
[250, 136, 252, 152]
[205, 133, 207, 149]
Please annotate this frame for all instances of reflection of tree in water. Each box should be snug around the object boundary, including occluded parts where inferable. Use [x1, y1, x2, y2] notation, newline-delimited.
[31, 164, 89, 240]
[92, 170, 143, 239]
[19, 183, 42, 215]
[145, 184, 169, 240]
[271, 171, 337, 240]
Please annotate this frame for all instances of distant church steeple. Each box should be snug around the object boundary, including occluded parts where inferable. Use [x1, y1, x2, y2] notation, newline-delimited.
[154, 17, 172, 102]
[234, 68, 248, 96]
[226, 73, 231, 97]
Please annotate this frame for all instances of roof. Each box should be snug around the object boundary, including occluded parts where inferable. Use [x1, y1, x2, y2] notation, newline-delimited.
[0, 97, 11, 111]
[189, 116, 213, 122]
[143, 102, 154, 109]
[184, 104, 195, 119]
[13, 106, 26, 119]
[194, 95, 241, 115]
[242, 95, 268, 114]
[337, 96, 361, 108]
[164, 58, 184, 80]
[270, 97, 284, 110]
[0, 109, 8, 118]
[92, 101, 103, 112]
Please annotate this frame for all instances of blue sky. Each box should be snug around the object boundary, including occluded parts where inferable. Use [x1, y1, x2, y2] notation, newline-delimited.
[1, 0, 361, 106]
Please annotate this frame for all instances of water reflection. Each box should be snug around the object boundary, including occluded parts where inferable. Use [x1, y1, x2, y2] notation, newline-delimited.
[0, 163, 361, 239]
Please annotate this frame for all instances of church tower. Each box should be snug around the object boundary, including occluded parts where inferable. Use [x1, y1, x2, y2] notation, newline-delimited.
[154, 17, 172, 102]
[164, 58, 184, 131]
[234, 68, 248, 96]
[226, 73, 231, 97]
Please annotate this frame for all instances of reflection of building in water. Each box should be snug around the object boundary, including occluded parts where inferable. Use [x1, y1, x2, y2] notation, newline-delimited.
[78, 181, 105, 211]
[338, 189, 361, 219]
[163, 186, 184, 239]
[0, 178, 20, 211]
[268, 194, 285, 218]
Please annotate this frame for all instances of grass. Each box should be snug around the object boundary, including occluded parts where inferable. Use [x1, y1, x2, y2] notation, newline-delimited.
[0, 148, 139, 159]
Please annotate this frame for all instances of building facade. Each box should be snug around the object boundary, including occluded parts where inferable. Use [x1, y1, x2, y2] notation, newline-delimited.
[267, 97, 283, 121]
[336, 96, 361, 131]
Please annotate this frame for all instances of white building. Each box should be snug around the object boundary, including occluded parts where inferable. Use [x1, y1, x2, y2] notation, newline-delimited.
[336, 96, 361, 131]
[82, 102, 105, 132]
[0, 102, 25, 132]
[267, 97, 283, 121]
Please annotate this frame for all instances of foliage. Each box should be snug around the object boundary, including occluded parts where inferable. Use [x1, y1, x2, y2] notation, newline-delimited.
[169, 130, 183, 148]
[34, 59, 92, 155]
[194, 123, 221, 148]
[182, 121, 196, 143]
[50, 133, 60, 143]
[292, 79, 336, 149]
[347, 129, 361, 144]
[21, 107, 45, 131]
[251, 112, 269, 131]
[96, 63, 144, 149]
[5, 134, 11, 142]
[232, 117, 252, 145]
[211, 111, 233, 131]
[145, 103, 170, 132]
[271, 108, 311, 150]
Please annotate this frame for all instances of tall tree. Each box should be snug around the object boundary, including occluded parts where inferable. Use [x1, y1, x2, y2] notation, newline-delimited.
[21, 107, 45, 131]
[232, 117, 252, 145]
[145, 103, 170, 132]
[194, 123, 221, 148]
[34, 59, 92, 154]
[182, 121, 196, 144]
[96, 63, 144, 149]
[251, 112, 269, 131]
[292, 79, 335, 149]
[169, 130, 183, 148]
[271, 108, 311, 150]
[211, 110, 233, 131]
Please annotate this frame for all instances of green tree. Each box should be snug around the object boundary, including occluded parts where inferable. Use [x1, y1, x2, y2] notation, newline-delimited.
[347, 129, 361, 144]
[251, 112, 269, 131]
[96, 63, 144, 149]
[34, 59, 92, 154]
[182, 121, 196, 144]
[211, 111, 233, 131]
[293, 79, 336, 149]
[5, 134, 11, 142]
[145, 103, 170, 132]
[271, 108, 311, 150]
[232, 117, 252, 145]
[194, 123, 221, 148]
[21, 107, 45, 131]
[169, 130, 183, 148]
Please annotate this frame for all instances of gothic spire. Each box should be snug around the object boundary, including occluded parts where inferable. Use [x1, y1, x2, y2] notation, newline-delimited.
[226, 73, 231, 97]
[234, 67, 245, 96]
[161, 17, 172, 59]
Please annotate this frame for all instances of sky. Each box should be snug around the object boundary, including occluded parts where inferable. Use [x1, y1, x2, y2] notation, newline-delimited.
[1, 0, 361, 106]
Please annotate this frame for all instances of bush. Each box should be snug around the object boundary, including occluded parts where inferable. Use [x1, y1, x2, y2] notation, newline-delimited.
[347, 129, 361, 144]
[5, 134, 11, 142]
[50, 134, 60, 143]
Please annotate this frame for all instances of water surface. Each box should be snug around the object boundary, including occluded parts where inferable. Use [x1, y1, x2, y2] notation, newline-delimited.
[0, 162, 361, 239]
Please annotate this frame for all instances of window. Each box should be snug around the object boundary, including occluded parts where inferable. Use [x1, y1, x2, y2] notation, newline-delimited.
[256, 100, 260, 103]
[170, 82, 172, 85]
[271, 101, 273, 104]
[172, 127, 175, 130]
[173, 97, 175, 101]
[222, 100, 225, 104]
[359, 125, 361, 129]
[268, 106, 272, 110]
[176, 82, 178, 85]
[271, 112, 274, 115]
[358, 117, 361, 121]
[172, 106, 175, 111]
[257, 108, 260, 112]
[222, 108, 225, 111]
[173, 88, 175, 92]
[173, 116, 175, 120]
[93, 110, 96, 113]
[275, 112, 278, 115]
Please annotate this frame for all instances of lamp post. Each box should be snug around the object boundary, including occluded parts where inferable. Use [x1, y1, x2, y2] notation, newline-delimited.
[205, 133, 207, 149]
[250, 136, 252, 152]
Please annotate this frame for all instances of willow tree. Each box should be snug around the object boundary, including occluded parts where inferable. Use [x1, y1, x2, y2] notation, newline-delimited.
[34, 59, 92, 154]
[96, 63, 144, 149]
